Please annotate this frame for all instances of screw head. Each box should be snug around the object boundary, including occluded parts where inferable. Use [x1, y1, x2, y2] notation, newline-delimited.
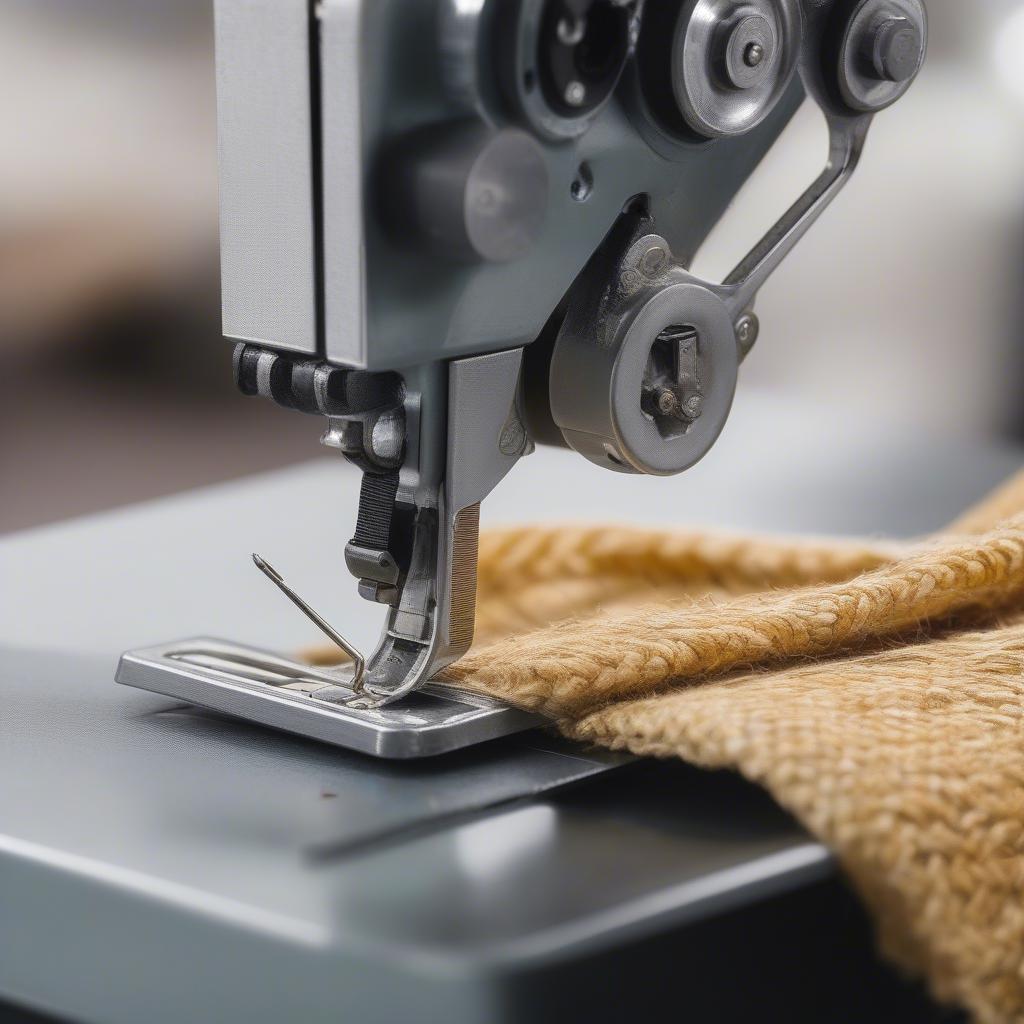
[657, 389, 680, 416]
[735, 312, 760, 351]
[499, 419, 528, 457]
[640, 245, 668, 277]
[564, 80, 587, 107]
[721, 14, 774, 91]
[683, 395, 705, 420]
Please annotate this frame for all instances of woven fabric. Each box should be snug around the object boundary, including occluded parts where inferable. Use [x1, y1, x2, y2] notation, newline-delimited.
[438, 474, 1024, 1024]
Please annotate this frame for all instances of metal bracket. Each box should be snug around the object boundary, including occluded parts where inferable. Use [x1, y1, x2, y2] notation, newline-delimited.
[116, 639, 544, 760]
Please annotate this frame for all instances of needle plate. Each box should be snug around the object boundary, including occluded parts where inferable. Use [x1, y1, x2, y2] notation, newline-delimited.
[116, 639, 544, 760]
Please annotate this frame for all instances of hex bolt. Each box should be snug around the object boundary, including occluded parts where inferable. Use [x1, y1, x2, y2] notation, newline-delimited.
[870, 17, 922, 84]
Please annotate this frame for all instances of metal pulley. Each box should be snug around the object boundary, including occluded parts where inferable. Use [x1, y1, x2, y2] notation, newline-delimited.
[548, 228, 742, 476]
[666, 0, 803, 139]
[833, 0, 927, 113]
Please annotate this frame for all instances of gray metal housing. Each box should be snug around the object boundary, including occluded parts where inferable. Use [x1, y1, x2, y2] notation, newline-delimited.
[216, 0, 804, 370]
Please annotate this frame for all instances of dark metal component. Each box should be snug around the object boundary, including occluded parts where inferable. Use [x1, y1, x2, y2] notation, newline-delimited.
[313, 365, 404, 417]
[641, 326, 706, 432]
[538, 0, 632, 117]
[382, 121, 549, 264]
[870, 16, 922, 83]
[496, 0, 639, 140]
[232, 343, 261, 396]
[723, 14, 775, 90]
[543, 0, 924, 478]
[349, 547, 401, 586]
[232, 343, 408, 474]
[549, 221, 740, 476]
[833, 0, 927, 113]
[735, 311, 761, 354]
[207, 0, 929, 710]
[232, 343, 308, 411]
[233, 344, 403, 418]
[521, 299, 573, 450]
[634, 0, 802, 141]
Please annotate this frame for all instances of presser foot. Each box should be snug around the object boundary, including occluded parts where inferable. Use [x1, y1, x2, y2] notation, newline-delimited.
[116, 639, 543, 760]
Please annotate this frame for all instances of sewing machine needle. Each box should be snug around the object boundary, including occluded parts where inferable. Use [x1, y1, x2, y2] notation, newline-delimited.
[252, 553, 367, 694]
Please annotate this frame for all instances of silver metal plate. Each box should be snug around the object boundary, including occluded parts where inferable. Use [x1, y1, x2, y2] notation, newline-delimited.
[116, 639, 544, 760]
[215, 0, 319, 356]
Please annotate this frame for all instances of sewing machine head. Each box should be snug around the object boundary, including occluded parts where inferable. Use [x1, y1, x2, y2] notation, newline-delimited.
[117, 0, 926, 755]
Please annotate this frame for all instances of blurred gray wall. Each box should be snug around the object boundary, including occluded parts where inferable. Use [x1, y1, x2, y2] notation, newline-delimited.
[695, 0, 1024, 437]
[2, 0, 1024, 531]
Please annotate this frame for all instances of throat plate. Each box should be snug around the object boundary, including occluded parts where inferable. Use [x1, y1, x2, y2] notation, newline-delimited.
[116, 639, 543, 760]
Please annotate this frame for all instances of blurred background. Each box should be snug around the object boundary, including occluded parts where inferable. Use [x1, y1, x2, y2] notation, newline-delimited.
[3, 0, 1024, 534]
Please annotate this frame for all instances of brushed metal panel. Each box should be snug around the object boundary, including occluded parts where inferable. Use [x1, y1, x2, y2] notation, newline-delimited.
[320, 0, 367, 367]
[216, 0, 319, 355]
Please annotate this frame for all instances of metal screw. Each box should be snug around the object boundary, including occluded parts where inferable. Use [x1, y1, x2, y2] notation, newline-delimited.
[683, 395, 705, 420]
[564, 80, 587, 107]
[735, 312, 760, 351]
[640, 245, 668, 277]
[499, 418, 527, 457]
[657, 390, 680, 417]
[722, 16, 773, 91]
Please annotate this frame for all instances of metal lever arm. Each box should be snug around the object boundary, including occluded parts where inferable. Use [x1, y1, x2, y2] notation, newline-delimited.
[722, 117, 870, 322]
[353, 349, 531, 706]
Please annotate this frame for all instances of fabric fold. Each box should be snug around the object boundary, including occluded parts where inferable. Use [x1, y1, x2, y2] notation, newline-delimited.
[311, 471, 1024, 1022]
[445, 516, 1024, 720]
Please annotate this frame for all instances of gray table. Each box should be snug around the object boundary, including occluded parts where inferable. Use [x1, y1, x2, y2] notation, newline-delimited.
[1, 392, 1013, 1022]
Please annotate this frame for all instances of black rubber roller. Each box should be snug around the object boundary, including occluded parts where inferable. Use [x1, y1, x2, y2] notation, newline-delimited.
[232, 343, 404, 418]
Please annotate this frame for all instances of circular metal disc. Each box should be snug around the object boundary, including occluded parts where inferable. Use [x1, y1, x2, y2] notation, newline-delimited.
[513, 0, 636, 141]
[672, 0, 802, 139]
[610, 283, 739, 476]
[836, 0, 927, 113]
[464, 129, 550, 263]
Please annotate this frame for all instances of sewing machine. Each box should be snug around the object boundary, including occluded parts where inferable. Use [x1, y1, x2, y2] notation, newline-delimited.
[10, 4, 1009, 1022]
[117, 0, 927, 758]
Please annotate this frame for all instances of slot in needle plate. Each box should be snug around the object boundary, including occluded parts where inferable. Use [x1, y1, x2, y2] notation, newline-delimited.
[116, 639, 544, 760]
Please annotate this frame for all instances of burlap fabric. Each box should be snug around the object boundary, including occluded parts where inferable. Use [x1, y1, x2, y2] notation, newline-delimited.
[442, 473, 1024, 1022]
[312, 472, 1024, 1021]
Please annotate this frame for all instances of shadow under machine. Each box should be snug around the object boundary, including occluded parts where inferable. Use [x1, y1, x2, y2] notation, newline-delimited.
[120, 0, 927, 757]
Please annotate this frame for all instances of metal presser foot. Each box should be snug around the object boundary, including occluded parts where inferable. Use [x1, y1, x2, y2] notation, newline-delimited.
[118, 0, 927, 759]
[117, 350, 544, 760]
[117, 562, 539, 762]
